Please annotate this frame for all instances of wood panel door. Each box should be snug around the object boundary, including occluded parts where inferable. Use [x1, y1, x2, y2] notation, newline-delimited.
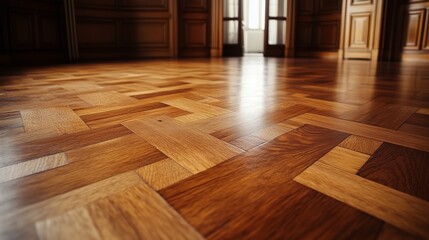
[343, 0, 383, 60]
[223, 0, 243, 56]
[264, 0, 287, 57]
[178, 0, 211, 57]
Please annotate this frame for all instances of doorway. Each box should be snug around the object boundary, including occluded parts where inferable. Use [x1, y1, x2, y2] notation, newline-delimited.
[222, 0, 289, 57]
[243, 0, 265, 55]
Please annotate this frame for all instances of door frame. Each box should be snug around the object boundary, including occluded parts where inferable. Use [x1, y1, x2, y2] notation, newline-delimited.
[213, 0, 296, 57]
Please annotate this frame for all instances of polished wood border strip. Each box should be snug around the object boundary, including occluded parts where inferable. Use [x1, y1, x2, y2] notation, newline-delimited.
[294, 162, 429, 239]
[291, 113, 429, 152]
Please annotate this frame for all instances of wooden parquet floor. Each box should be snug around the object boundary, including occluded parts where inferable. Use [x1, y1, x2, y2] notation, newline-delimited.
[1, 57, 429, 239]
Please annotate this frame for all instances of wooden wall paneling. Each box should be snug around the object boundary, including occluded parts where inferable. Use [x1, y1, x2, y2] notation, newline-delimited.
[403, 9, 425, 50]
[74, 0, 117, 9]
[296, 22, 314, 48]
[298, 0, 315, 15]
[39, 14, 61, 49]
[285, 0, 297, 57]
[210, 0, 222, 57]
[319, 0, 342, 13]
[316, 21, 340, 48]
[294, 0, 343, 59]
[120, 0, 169, 10]
[9, 10, 36, 50]
[0, 2, 8, 64]
[343, 0, 384, 60]
[0, 0, 67, 65]
[424, 8, 429, 50]
[75, 0, 176, 60]
[399, 1, 429, 61]
[178, 0, 211, 57]
[118, 20, 170, 47]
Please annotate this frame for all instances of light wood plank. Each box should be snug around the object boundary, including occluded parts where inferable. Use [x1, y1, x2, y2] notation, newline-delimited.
[61, 82, 103, 92]
[137, 158, 193, 190]
[291, 113, 429, 152]
[417, 108, 429, 115]
[163, 98, 231, 116]
[251, 122, 295, 141]
[0, 172, 141, 239]
[294, 162, 429, 239]
[0, 153, 68, 183]
[318, 146, 370, 174]
[87, 184, 204, 240]
[338, 135, 383, 155]
[78, 91, 138, 106]
[175, 112, 212, 123]
[123, 116, 242, 174]
[21, 107, 89, 135]
[36, 207, 101, 240]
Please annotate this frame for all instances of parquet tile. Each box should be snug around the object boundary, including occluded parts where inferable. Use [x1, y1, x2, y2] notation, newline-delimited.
[161, 125, 348, 237]
[36, 207, 102, 240]
[338, 135, 383, 155]
[1, 58, 428, 239]
[358, 143, 429, 201]
[87, 185, 204, 240]
[137, 158, 193, 190]
[123, 116, 242, 174]
[78, 91, 138, 107]
[294, 162, 429, 239]
[0, 153, 68, 183]
[21, 106, 89, 135]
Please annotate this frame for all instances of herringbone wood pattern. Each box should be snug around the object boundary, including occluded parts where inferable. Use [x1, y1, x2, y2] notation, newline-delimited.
[1, 57, 429, 239]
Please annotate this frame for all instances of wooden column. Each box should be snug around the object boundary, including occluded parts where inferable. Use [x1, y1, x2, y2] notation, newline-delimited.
[285, 0, 296, 57]
[210, 0, 223, 57]
[64, 0, 79, 62]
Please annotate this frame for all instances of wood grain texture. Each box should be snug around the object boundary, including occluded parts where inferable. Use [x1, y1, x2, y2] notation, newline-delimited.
[0, 134, 166, 209]
[251, 121, 295, 141]
[137, 158, 193, 190]
[229, 135, 266, 151]
[295, 162, 429, 239]
[0, 153, 68, 183]
[1, 57, 429, 238]
[358, 143, 429, 201]
[36, 207, 102, 240]
[292, 113, 429, 152]
[21, 106, 89, 135]
[0, 124, 132, 167]
[318, 146, 370, 174]
[338, 135, 383, 155]
[161, 125, 349, 237]
[339, 102, 417, 129]
[78, 91, 138, 106]
[163, 97, 231, 116]
[87, 185, 204, 240]
[377, 224, 422, 240]
[123, 116, 242, 174]
[0, 172, 142, 239]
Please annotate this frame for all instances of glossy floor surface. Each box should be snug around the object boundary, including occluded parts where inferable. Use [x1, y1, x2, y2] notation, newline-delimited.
[1, 57, 429, 239]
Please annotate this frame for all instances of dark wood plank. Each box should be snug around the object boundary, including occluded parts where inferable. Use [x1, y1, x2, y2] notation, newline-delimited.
[339, 102, 416, 129]
[161, 125, 349, 237]
[209, 181, 383, 240]
[211, 104, 312, 142]
[358, 143, 429, 201]
[0, 134, 166, 211]
[0, 125, 132, 167]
